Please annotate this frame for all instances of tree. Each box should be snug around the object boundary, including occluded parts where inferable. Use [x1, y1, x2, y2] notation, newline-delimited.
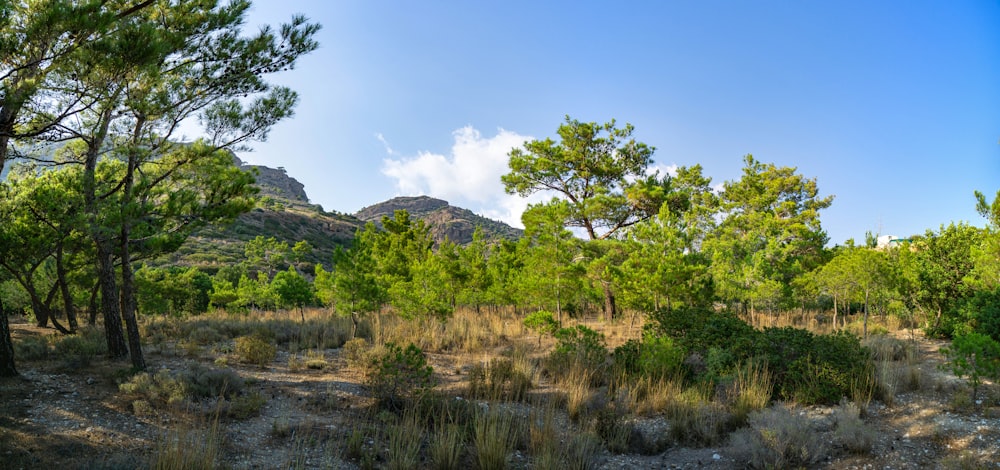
[272, 266, 314, 322]
[518, 201, 584, 324]
[0, 0, 167, 377]
[705, 155, 832, 323]
[618, 165, 718, 313]
[245, 235, 291, 278]
[502, 116, 663, 319]
[315, 238, 385, 339]
[912, 223, 983, 337]
[38, 2, 319, 370]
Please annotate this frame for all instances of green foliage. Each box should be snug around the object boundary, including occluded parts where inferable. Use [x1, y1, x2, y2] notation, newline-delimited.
[704, 155, 832, 309]
[613, 335, 685, 381]
[234, 335, 277, 367]
[940, 332, 1000, 402]
[646, 306, 758, 371]
[647, 306, 871, 404]
[550, 325, 608, 382]
[367, 342, 437, 410]
[756, 328, 872, 405]
[523, 310, 559, 341]
[270, 266, 314, 310]
[135, 266, 212, 316]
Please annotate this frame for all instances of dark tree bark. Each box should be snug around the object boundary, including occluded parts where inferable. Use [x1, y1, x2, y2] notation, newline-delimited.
[0, 297, 17, 377]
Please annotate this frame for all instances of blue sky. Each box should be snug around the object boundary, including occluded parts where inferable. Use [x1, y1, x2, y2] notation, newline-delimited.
[226, 1, 1000, 246]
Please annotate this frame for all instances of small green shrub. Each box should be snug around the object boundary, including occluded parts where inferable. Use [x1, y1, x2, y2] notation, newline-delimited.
[234, 335, 277, 367]
[228, 392, 266, 419]
[549, 325, 608, 383]
[14, 336, 49, 360]
[53, 331, 106, 359]
[367, 343, 437, 411]
[940, 332, 1000, 402]
[523, 310, 559, 344]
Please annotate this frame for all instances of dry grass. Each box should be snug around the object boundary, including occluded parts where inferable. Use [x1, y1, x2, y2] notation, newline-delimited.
[559, 363, 596, 421]
[732, 361, 773, 424]
[474, 408, 518, 470]
[150, 419, 222, 470]
[833, 401, 876, 454]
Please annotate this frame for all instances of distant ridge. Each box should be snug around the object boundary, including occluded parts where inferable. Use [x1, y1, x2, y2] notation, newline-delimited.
[356, 196, 522, 245]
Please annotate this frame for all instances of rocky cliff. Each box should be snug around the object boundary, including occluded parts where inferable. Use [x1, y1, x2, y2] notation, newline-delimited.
[355, 196, 522, 245]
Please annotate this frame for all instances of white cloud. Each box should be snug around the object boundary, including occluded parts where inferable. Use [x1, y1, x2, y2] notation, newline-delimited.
[647, 162, 679, 178]
[381, 126, 540, 227]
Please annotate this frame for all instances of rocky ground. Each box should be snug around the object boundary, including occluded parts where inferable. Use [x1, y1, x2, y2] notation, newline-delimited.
[1, 321, 998, 469]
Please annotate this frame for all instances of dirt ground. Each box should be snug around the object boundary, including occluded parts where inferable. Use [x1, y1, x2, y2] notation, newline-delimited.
[1, 319, 998, 469]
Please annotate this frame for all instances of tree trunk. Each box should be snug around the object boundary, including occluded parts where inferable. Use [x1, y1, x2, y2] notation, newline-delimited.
[863, 290, 870, 338]
[88, 282, 99, 326]
[0, 297, 17, 377]
[55, 247, 78, 331]
[96, 244, 128, 359]
[602, 282, 617, 322]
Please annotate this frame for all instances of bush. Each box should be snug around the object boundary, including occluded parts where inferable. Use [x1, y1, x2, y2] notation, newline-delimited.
[234, 335, 276, 367]
[730, 405, 828, 469]
[14, 335, 49, 360]
[367, 343, 437, 411]
[833, 401, 875, 454]
[940, 332, 1000, 402]
[523, 310, 559, 343]
[549, 325, 608, 383]
[646, 307, 758, 362]
[119, 369, 188, 407]
[758, 328, 872, 405]
[178, 364, 245, 399]
[189, 326, 224, 346]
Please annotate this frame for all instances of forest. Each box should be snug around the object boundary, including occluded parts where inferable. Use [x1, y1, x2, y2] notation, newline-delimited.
[1, 2, 999, 469]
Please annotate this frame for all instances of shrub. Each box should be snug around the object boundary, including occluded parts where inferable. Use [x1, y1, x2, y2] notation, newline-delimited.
[523, 310, 559, 344]
[119, 369, 188, 407]
[646, 306, 758, 362]
[367, 343, 437, 411]
[730, 405, 828, 469]
[549, 325, 608, 383]
[234, 335, 276, 367]
[940, 332, 1000, 402]
[53, 330, 106, 360]
[14, 335, 49, 360]
[833, 401, 875, 454]
[759, 328, 872, 405]
[178, 364, 245, 399]
[342, 337, 372, 370]
[613, 334, 685, 381]
[189, 326, 224, 346]
[227, 392, 266, 419]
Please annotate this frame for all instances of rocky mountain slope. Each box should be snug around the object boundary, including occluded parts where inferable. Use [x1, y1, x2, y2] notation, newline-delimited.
[165, 161, 521, 270]
[355, 196, 523, 244]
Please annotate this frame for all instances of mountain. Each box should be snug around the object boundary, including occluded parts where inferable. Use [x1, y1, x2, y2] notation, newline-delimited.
[164, 160, 522, 271]
[159, 156, 362, 270]
[355, 196, 522, 245]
